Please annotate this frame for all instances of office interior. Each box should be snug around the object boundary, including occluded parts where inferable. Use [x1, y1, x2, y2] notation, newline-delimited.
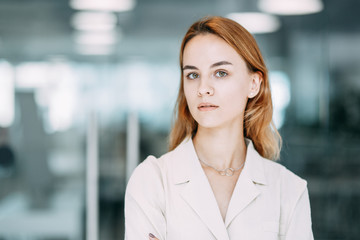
[0, 0, 359, 239]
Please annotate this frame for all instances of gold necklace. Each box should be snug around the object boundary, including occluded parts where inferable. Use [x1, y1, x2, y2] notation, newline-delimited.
[198, 158, 245, 176]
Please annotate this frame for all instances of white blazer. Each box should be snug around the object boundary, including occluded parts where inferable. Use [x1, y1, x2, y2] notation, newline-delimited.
[125, 138, 314, 240]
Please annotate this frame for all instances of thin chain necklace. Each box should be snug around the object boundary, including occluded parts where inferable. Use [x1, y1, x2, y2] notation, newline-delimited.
[198, 158, 245, 176]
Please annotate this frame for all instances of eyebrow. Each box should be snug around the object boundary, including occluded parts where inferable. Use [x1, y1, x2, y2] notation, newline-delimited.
[182, 61, 233, 71]
[210, 61, 232, 68]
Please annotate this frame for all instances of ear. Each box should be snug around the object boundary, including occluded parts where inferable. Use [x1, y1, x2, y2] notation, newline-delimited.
[248, 71, 262, 98]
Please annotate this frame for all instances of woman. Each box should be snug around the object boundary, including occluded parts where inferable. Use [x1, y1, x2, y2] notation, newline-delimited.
[125, 16, 314, 240]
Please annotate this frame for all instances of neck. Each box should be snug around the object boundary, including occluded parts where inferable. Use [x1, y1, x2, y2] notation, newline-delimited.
[193, 125, 247, 170]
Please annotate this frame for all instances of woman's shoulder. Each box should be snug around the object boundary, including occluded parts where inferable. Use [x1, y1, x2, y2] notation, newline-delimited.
[126, 140, 191, 198]
[127, 155, 164, 188]
[259, 157, 308, 210]
[131, 149, 174, 175]
[131, 139, 188, 175]
[260, 158, 311, 236]
[125, 155, 168, 210]
[261, 157, 307, 189]
[246, 138, 307, 192]
[126, 150, 175, 191]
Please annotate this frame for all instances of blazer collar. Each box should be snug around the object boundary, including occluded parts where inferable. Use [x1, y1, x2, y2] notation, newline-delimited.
[170, 137, 269, 236]
[243, 138, 268, 186]
[170, 137, 229, 239]
[171, 137, 268, 186]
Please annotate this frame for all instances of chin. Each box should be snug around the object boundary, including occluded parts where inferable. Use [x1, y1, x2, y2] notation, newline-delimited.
[195, 118, 223, 129]
[195, 115, 243, 131]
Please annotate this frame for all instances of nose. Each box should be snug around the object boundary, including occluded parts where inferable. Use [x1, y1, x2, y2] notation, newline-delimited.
[197, 82, 214, 97]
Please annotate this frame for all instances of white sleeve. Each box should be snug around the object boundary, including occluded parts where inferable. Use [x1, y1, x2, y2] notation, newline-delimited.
[124, 156, 166, 240]
[284, 186, 314, 240]
[279, 166, 314, 240]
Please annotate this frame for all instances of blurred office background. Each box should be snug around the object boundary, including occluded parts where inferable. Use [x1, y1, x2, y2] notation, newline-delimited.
[0, 0, 359, 239]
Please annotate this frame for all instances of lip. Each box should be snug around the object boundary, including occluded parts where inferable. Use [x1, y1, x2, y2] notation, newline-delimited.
[197, 102, 219, 111]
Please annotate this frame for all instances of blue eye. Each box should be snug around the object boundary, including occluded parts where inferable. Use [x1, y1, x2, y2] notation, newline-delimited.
[186, 72, 199, 80]
[215, 71, 227, 78]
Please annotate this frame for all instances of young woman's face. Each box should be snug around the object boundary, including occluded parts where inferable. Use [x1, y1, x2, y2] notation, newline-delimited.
[182, 34, 261, 130]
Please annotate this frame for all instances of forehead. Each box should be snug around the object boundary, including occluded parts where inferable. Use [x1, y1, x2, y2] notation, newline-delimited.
[182, 33, 243, 65]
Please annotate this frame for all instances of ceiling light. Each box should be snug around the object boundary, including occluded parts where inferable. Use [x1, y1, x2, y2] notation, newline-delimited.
[16, 62, 48, 89]
[73, 31, 118, 45]
[258, 0, 324, 15]
[227, 12, 281, 34]
[0, 60, 14, 128]
[70, 0, 135, 12]
[71, 12, 117, 31]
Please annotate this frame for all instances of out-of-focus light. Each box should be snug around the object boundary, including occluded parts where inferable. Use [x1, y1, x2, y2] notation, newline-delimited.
[227, 12, 281, 34]
[258, 0, 324, 15]
[16, 62, 48, 89]
[0, 60, 14, 128]
[48, 89, 76, 132]
[73, 30, 119, 55]
[126, 62, 155, 112]
[70, 0, 136, 12]
[269, 71, 291, 129]
[73, 31, 117, 45]
[75, 44, 114, 55]
[15, 61, 77, 133]
[36, 62, 77, 133]
[48, 150, 83, 175]
[71, 12, 117, 31]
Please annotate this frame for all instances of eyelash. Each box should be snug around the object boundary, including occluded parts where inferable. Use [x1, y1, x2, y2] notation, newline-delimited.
[186, 72, 199, 80]
[215, 70, 228, 78]
[185, 70, 228, 80]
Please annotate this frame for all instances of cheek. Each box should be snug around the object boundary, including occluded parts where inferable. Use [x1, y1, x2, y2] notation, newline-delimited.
[183, 83, 195, 105]
[219, 83, 249, 114]
[221, 82, 249, 102]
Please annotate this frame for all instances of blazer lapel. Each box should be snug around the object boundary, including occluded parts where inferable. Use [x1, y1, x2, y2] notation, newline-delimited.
[172, 138, 230, 240]
[224, 170, 260, 227]
[224, 139, 268, 228]
[181, 174, 230, 240]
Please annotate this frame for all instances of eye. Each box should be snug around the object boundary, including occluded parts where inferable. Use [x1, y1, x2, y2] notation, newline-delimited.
[186, 72, 199, 80]
[215, 71, 228, 78]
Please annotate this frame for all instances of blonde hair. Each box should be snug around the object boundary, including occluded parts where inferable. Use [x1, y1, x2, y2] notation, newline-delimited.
[169, 16, 282, 160]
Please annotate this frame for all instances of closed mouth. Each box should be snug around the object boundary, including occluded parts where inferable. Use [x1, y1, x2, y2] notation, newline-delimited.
[198, 103, 219, 110]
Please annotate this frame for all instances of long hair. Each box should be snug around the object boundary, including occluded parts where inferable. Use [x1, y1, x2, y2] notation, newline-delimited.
[169, 16, 282, 160]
